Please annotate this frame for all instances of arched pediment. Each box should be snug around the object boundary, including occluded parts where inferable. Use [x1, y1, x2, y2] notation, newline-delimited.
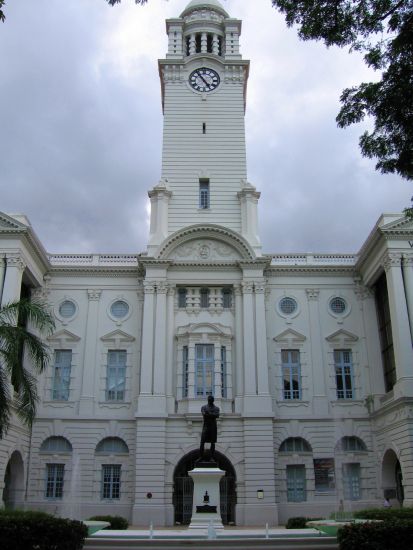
[176, 322, 232, 338]
[157, 224, 256, 261]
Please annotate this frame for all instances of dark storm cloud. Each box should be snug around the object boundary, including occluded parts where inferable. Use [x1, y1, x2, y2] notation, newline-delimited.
[1, 0, 410, 256]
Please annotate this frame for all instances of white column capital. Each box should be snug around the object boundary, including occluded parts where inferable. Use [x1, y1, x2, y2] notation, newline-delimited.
[6, 254, 26, 272]
[143, 281, 156, 294]
[354, 282, 374, 301]
[156, 281, 168, 294]
[306, 288, 319, 301]
[87, 289, 102, 301]
[241, 281, 254, 294]
[402, 253, 413, 267]
[254, 280, 266, 294]
[382, 252, 402, 271]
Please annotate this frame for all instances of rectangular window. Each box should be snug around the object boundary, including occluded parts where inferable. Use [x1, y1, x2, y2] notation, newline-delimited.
[102, 464, 121, 500]
[343, 463, 361, 500]
[282, 349, 301, 400]
[334, 350, 353, 399]
[221, 346, 227, 398]
[52, 350, 72, 401]
[183, 346, 189, 398]
[286, 465, 306, 502]
[106, 350, 126, 401]
[195, 344, 214, 397]
[222, 288, 232, 308]
[178, 288, 187, 308]
[200, 288, 210, 308]
[314, 458, 335, 492]
[199, 179, 210, 209]
[45, 463, 64, 499]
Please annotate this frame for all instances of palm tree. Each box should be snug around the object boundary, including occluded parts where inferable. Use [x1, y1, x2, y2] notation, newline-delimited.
[0, 298, 55, 438]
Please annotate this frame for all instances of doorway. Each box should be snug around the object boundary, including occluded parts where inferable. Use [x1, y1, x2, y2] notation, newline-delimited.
[173, 450, 236, 525]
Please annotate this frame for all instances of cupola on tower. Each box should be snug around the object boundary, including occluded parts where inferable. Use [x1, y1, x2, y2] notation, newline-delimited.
[147, 0, 262, 256]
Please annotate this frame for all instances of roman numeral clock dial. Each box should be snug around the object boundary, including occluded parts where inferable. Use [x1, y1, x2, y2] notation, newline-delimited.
[189, 67, 220, 92]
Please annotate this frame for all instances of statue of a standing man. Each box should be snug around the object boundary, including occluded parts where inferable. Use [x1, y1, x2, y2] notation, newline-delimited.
[200, 395, 220, 461]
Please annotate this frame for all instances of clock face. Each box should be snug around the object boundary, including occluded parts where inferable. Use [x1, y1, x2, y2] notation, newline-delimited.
[189, 67, 220, 92]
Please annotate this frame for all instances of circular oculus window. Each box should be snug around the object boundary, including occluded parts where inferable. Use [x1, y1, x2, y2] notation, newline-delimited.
[279, 297, 298, 316]
[329, 297, 347, 315]
[58, 300, 76, 318]
[110, 300, 130, 319]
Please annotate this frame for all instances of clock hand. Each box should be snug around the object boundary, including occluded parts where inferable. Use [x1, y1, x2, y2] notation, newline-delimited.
[199, 74, 210, 87]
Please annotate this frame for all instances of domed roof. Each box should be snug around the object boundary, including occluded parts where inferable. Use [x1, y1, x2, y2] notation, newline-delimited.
[181, 0, 229, 18]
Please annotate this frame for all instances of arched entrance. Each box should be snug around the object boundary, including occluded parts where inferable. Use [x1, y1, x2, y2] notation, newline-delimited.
[173, 450, 236, 525]
[382, 449, 404, 505]
[2, 451, 24, 509]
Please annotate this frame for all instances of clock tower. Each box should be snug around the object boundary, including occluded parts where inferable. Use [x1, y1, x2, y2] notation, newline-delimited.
[147, 0, 262, 256]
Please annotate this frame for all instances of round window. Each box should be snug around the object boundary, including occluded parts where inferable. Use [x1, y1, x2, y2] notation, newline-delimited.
[330, 297, 347, 315]
[279, 297, 298, 315]
[110, 300, 129, 319]
[59, 300, 76, 318]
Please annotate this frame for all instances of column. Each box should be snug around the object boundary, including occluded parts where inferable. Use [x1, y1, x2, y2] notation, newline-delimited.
[402, 254, 413, 342]
[306, 289, 329, 415]
[166, 285, 175, 413]
[189, 33, 196, 55]
[214, 340, 222, 398]
[242, 280, 256, 395]
[234, 285, 244, 408]
[79, 289, 101, 415]
[212, 34, 219, 56]
[254, 280, 270, 396]
[383, 253, 413, 395]
[152, 281, 167, 411]
[354, 282, 373, 398]
[201, 32, 207, 53]
[137, 281, 156, 402]
[1, 255, 26, 306]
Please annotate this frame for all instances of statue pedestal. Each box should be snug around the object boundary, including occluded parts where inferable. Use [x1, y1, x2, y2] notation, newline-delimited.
[188, 463, 225, 530]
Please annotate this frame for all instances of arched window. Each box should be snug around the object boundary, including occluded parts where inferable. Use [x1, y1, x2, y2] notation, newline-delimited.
[96, 437, 129, 454]
[40, 436, 72, 453]
[336, 436, 367, 452]
[279, 437, 312, 453]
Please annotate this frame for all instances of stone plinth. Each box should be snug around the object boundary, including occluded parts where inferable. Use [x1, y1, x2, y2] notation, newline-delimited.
[188, 464, 225, 529]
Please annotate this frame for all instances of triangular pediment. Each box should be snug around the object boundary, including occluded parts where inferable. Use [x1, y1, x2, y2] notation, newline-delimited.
[273, 329, 306, 344]
[325, 329, 359, 344]
[0, 212, 28, 231]
[100, 330, 135, 344]
[48, 329, 81, 344]
[380, 216, 413, 234]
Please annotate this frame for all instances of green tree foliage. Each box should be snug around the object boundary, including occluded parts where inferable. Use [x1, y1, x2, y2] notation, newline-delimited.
[272, 1, 413, 180]
[0, 1, 5, 23]
[0, 299, 54, 438]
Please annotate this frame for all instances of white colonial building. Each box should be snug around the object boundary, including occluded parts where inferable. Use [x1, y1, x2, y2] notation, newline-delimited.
[1, 0, 413, 526]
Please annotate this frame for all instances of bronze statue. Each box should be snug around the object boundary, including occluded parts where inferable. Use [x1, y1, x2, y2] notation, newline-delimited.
[199, 395, 220, 461]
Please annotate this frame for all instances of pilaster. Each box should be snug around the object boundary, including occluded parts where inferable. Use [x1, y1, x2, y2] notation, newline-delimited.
[306, 288, 329, 415]
[402, 254, 413, 342]
[79, 289, 101, 415]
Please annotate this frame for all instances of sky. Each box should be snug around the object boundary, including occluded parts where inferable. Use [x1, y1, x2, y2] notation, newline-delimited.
[1, 0, 411, 255]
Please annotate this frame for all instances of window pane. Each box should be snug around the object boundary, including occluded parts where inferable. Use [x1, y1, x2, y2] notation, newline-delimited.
[199, 180, 209, 209]
[183, 346, 189, 398]
[287, 465, 306, 502]
[343, 463, 361, 500]
[102, 465, 121, 500]
[178, 288, 187, 308]
[45, 464, 64, 499]
[52, 350, 72, 401]
[200, 288, 210, 308]
[195, 344, 215, 397]
[282, 349, 301, 400]
[335, 350, 353, 399]
[106, 350, 126, 401]
[314, 459, 335, 492]
[222, 289, 232, 308]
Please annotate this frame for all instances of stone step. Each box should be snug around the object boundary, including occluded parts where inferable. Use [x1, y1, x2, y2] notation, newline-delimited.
[85, 535, 339, 550]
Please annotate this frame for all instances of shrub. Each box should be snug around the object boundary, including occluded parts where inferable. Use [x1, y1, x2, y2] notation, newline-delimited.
[353, 507, 413, 521]
[338, 519, 413, 550]
[0, 510, 88, 550]
[285, 516, 322, 529]
[88, 515, 129, 530]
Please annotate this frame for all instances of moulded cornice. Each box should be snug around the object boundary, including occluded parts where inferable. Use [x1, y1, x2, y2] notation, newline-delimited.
[265, 265, 356, 276]
[101, 329, 136, 343]
[176, 321, 232, 337]
[157, 224, 256, 261]
[48, 266, 144, 277]
[274, 329, 306, 343]
[48, 329, 81, 343]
